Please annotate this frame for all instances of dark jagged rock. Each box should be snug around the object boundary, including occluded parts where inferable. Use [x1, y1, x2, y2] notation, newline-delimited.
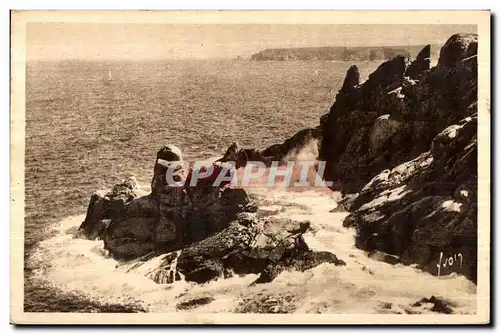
[254, 248, 346, 284]
[405, 44, 431, 79]
[80, 145, 258, 260]
[174, 217, 344, 284]
[123, 214, 344, 285]
[315, 33, 479, 282]
[438, 33, 478, 68]
[176, 297, 215, 311]
[342, 65, 360, 90]
[79, 177, 138, 240]
[151, 144, 184, 194]
[345, 114, 477, 282]
[101, 182, 256, 260]
[80, 145, 344, 283]
[412, 296, 454, 314]
[319, 33, 478, 194]
[217, 127, 321, 168]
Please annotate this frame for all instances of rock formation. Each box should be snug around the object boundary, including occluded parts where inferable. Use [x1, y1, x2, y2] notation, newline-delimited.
[79, 145, 345, 284]
[79, 33, 480, 286]
[319, 33, 479, 282]
[235, 33, 480, 282]
[217, 126, 321, 168]
[343, 114, 477, 282]
[405, 44, 431, 79]
[319, 33, 478, 193]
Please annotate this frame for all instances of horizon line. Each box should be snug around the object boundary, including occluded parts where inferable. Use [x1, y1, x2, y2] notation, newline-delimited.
[27, 42, 443, 62]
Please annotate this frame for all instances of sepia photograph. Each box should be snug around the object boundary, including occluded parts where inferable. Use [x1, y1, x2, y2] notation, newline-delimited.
[10, 10, 490, 324]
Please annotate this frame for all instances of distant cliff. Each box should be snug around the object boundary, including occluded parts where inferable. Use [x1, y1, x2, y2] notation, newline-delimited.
[250, 45, 441, 61]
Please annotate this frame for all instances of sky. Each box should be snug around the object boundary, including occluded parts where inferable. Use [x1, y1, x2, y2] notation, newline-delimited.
[27, 23, 477, 61]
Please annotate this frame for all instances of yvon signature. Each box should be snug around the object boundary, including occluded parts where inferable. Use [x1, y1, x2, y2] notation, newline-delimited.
[436, 252, 463, 277]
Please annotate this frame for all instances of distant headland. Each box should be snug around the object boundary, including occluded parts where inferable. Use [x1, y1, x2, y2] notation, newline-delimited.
[250, 45, 441, 61]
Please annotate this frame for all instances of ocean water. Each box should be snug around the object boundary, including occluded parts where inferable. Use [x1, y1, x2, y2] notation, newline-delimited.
[25, 59, 379, 251]
[24, 59, 476, 313]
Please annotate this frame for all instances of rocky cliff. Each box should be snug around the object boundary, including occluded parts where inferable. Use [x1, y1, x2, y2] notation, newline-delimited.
[320, 33, 479, 282]
[223, 33, 480, 282]
[79, 145, 345, 285]
[319, 33, 477, 193]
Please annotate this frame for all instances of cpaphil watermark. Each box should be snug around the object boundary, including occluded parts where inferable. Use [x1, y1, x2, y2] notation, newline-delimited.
[158, 160, 333, 188]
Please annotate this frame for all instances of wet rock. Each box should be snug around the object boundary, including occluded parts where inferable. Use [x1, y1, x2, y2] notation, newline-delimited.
[100, 183, 255, 260]
[176, 297, 215, 311]
[175, 216, 345, 284]
[367, 250, 400, 265]
[344, 115, 477, 282]
[79, 177, 138, 240]
[217, 127, 321, 168]
[80, 146, 343, 284]
[253, 244, 346, 285]
[405, 44, 431, 79]
[413, 296, 454, 314]
[438, 33, 478, 68]
[319, 33, 477, 194]
[80, 145, 257, 260]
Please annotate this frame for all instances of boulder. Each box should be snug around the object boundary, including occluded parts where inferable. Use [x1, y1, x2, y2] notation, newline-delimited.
[147, 215, 345, 285]
[99, 181, 256, 260]
[79, 177, 138, 240]
[412, 296, 454, 314]
[405, 44, 431, 79]
[438, 33, 478, 68]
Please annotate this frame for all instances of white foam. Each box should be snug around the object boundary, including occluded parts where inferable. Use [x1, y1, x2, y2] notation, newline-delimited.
[29, 187, 477, 314]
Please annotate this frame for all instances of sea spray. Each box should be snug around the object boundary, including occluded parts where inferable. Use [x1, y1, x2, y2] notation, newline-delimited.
[28, 185, 477, 314]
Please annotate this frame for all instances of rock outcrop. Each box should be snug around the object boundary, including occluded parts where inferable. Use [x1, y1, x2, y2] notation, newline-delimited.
[343, 114, 477, 282]
[217, 127, 321, 168]
[81, 150, 258, 260]
[79, 145, 344, 284]
[144, 214, 345, 285]
[405, 44, 431, 79]
[319, 33, 478, 194]
[438, 33, 478, 68]
[79, 177, 139, 240]
[319, 33, 479, 282]
[79, 33, 480, 286]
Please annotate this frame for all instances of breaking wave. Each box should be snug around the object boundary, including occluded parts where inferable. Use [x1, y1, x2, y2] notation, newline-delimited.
[28, 185, 477, 314]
